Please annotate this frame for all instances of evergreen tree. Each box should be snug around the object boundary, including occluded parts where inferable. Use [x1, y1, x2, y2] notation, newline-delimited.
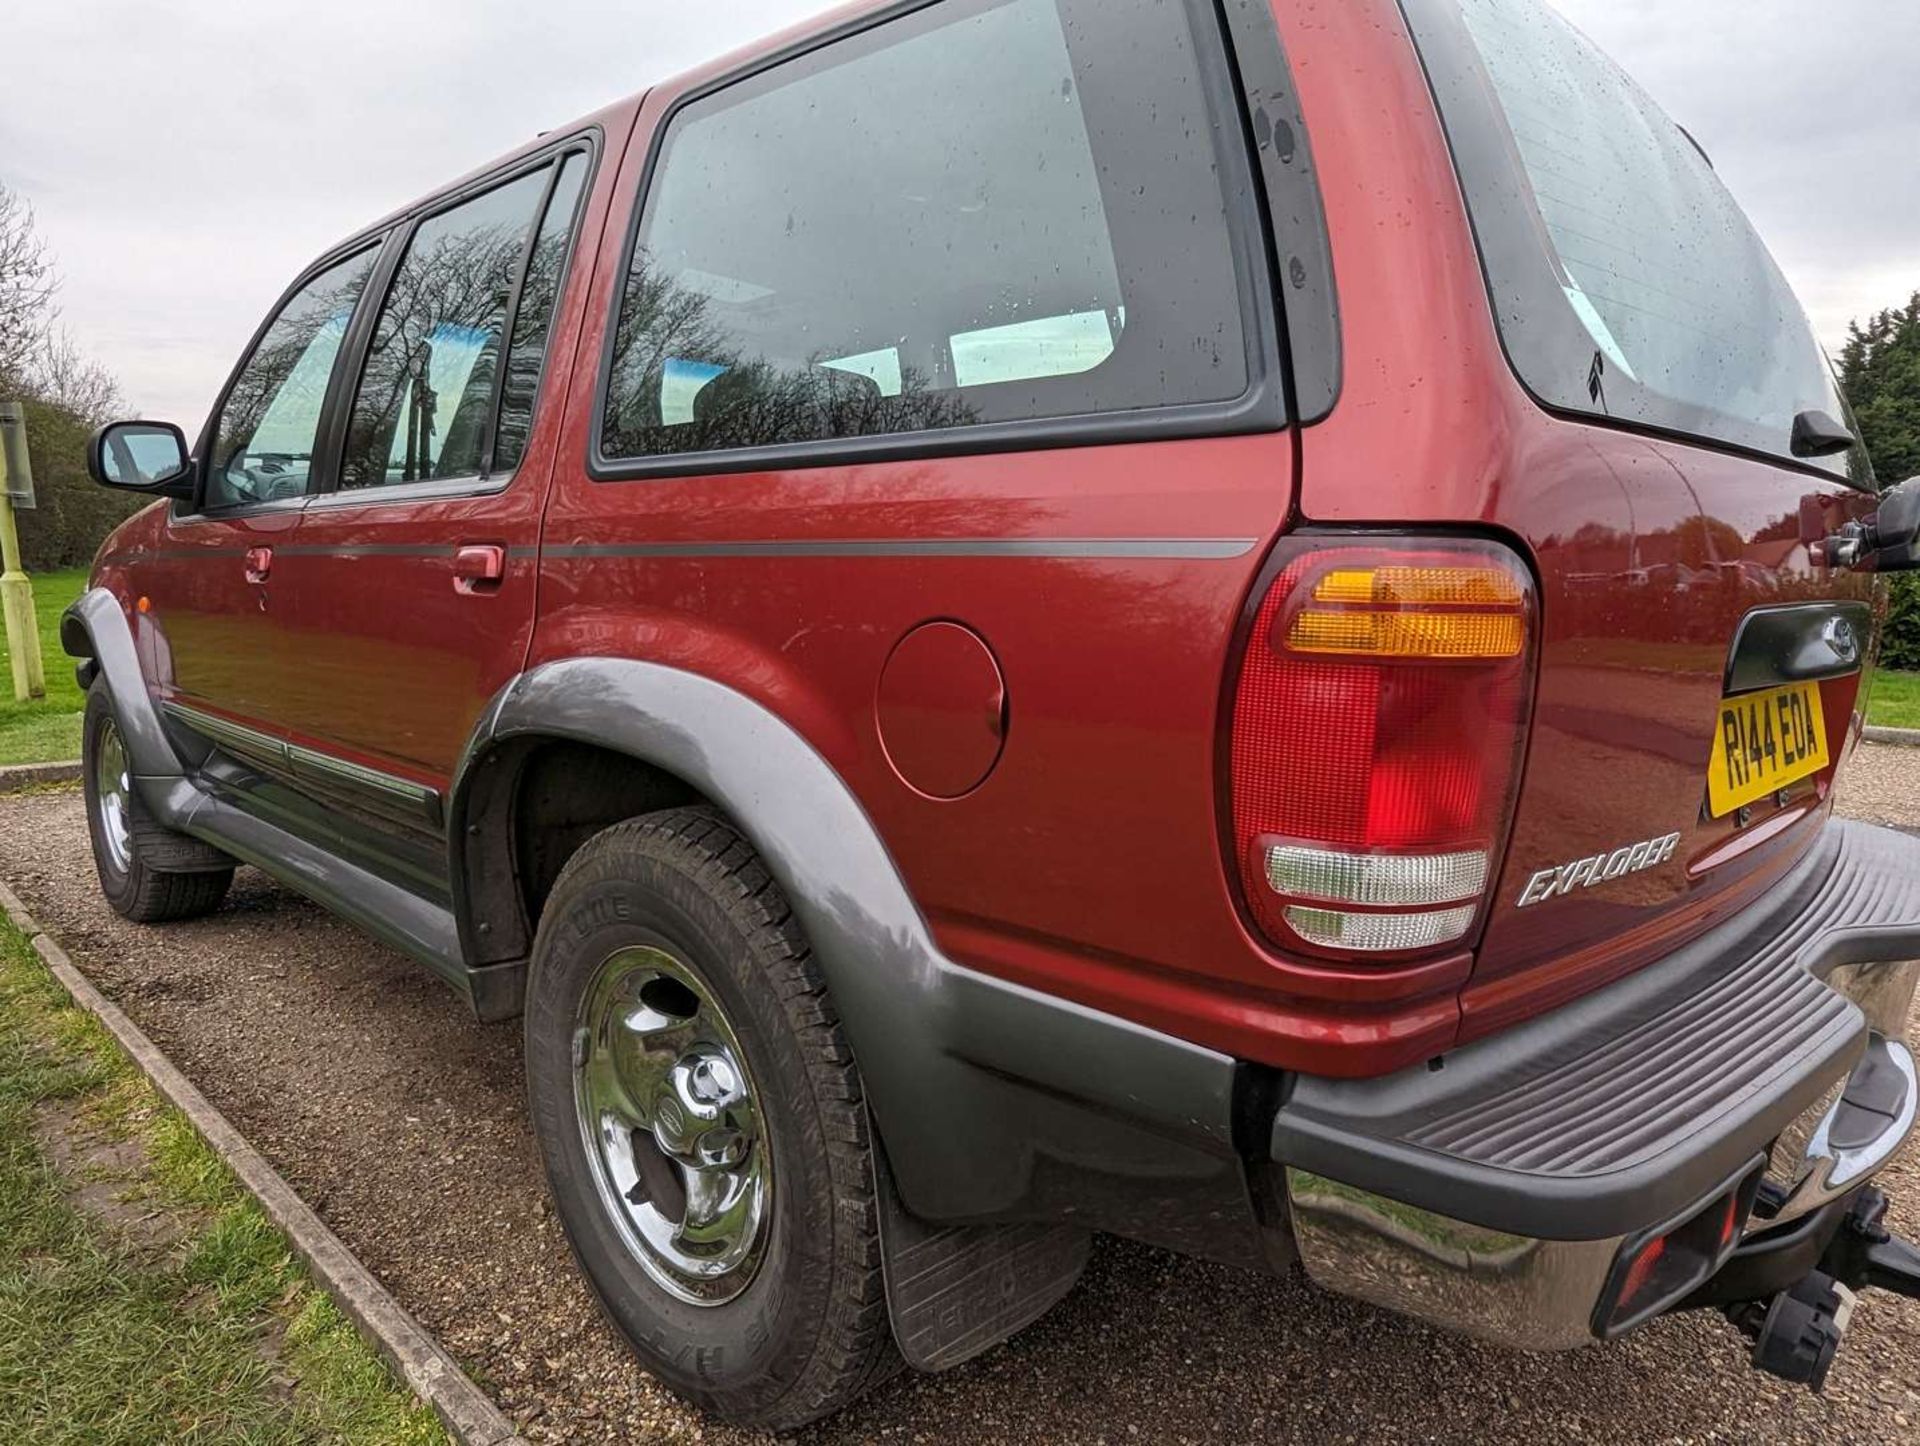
[1840, 294, 1920, 670]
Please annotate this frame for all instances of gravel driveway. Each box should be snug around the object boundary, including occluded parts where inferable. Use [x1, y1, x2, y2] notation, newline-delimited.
[4, 749, 1920, 1443]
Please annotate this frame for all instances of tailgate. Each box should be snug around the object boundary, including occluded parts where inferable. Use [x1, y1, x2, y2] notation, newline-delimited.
[1467, 434, 1880, 1033]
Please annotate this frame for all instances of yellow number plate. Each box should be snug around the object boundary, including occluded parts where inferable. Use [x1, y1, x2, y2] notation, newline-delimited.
[1707, 681, 1830, 819]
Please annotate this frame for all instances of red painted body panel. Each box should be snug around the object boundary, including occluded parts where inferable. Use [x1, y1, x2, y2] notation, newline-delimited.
[520, 44, 1490, 1075]
[265, 107, 634, 782]
[135, 504, 308, 721]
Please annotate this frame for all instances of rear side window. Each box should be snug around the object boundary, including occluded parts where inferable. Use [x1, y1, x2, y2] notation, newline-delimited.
[1406, 0, 1863, 480]
[341, 151, 586, 490]
[599, 0, 1252, 466]
[492, 152, 589, 475]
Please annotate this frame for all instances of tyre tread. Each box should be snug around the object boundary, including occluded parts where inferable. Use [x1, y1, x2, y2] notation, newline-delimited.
[540, 806, 900, 1428]
[83, 686, 233, 924]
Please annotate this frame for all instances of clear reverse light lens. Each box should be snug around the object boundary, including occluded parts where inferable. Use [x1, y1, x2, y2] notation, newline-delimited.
[1283, 905, 1477, 954]
[1265, 846, 1489, 908]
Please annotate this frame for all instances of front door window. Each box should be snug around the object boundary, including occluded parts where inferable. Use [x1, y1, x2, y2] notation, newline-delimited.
[206, 247, 379, 509]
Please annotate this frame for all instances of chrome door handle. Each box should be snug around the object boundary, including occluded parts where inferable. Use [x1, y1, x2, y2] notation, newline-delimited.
[244, 546, 272, 583]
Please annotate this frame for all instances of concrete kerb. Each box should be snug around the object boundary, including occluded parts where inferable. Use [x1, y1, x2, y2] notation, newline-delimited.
[0, 759, 82, 793]
[1865, 726, 1920, 749]
[0, 876, 528, 1446]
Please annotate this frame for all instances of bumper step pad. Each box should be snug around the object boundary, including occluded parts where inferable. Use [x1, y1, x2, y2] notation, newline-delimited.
[1274, 820, 1920, 1241]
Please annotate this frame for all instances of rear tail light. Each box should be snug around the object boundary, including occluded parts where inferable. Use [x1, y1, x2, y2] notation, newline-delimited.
[1228, 536, 1537, 962]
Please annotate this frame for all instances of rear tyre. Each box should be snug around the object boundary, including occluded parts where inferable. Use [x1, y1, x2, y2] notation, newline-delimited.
[82, 686, 233, 923]
[524, 807, 898, 1429]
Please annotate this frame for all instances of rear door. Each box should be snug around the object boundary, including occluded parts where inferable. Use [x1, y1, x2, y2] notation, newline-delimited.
[1396, 0, 1881, 1022]
[265, 140, 599, 871]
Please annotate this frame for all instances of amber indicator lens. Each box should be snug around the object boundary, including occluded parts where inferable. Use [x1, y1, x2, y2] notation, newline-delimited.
[1286, 564, 1527, 660]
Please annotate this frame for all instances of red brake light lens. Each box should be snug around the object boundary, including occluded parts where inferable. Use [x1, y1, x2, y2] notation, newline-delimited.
[1228, 536, 1537, 961]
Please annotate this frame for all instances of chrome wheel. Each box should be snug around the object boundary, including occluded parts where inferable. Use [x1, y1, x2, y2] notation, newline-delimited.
[573, 945, 771, 1306]
[93, 715, 134, 875]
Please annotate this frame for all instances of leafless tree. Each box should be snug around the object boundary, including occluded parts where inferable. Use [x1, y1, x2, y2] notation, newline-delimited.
[601, 253, 980, 460]
[0, 182, 58, 388]
[27, 325, 124, 425]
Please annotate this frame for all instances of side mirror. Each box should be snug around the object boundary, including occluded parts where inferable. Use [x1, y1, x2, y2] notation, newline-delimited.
[1872, 476, 1920, 571]
[87, 420, 195, 499]
[1873, 480, 1920, 553]
[1825, 475, 1920, 573]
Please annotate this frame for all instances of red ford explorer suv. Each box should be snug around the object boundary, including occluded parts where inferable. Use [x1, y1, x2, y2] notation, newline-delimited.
[69, 0, 1920, 1426]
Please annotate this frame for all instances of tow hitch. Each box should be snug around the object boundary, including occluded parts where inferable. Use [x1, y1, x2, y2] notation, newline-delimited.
[1722, 1189, 1920, 1392]
[1728, 1274, 1856, 1392]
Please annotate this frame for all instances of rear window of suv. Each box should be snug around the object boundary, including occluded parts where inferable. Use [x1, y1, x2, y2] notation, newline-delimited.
[1404, 0, 1868, 483]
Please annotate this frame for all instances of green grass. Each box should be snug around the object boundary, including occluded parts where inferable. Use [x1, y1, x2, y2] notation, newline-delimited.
[0, 916, 449, 1446]
[0, 566, 89, 767]
[1868, 670, 1920, 731]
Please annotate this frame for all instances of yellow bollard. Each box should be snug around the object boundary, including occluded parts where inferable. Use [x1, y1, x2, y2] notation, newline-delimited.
[0, 401, 46, 703]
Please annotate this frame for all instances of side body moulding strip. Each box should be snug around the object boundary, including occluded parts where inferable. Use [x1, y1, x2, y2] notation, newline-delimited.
[162, 702, 285, 776]
[161, 702, 443, 831]
[541, 537, 1259, 561]
[62, 588, 481, 1005]
[454, 657, 1261, 1255]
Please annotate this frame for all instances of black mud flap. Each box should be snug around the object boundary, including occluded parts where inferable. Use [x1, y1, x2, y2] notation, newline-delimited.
[873, 1140, 1091, 1372]
[139, 827, 236, 875]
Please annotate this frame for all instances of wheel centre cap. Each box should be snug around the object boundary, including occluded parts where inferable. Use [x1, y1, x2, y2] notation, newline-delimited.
[652, 1050, 742, 1162]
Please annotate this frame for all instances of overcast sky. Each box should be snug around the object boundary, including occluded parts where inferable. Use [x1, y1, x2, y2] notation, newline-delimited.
[3, 0, 1915, 426]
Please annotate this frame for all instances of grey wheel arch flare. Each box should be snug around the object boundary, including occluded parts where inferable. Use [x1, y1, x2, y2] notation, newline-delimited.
[452, 656, 1254, 1247]
[64, 587, 193, 814]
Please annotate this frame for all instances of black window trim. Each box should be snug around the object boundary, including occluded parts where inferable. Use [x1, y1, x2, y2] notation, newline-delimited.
[479, 157, 569, 479]
[313, 126, 604, 507]
[586, 0, 1293, 484]
[1218, 0, 1341, 426]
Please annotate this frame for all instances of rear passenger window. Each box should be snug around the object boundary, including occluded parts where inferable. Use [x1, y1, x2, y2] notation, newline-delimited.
[341, 152, 585, 490]
[493, 152, 589, 474]
[1405, 0, 1859, 478]
[599, 0, 1250, 464]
